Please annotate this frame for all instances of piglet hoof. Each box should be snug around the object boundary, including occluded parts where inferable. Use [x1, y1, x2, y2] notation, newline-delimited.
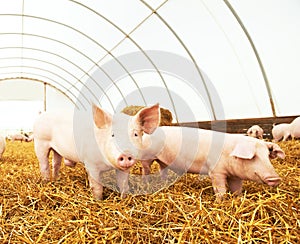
[214, 195, 223, 204]
[92, 191, 103, 201]
[89, 183, 103, 200]
[40, 176, 51, 184]
[231, 191, 242, 198]
[39, 178, 49, 185]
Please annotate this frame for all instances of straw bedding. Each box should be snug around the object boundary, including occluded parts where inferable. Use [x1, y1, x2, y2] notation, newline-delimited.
[0, 139, 299, 243]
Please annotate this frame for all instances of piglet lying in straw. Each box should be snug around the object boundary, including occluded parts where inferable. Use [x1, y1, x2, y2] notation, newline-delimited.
[134, 105, 285, 200]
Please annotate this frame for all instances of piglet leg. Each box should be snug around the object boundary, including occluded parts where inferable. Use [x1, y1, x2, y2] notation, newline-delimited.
[52, 150, 62, 181]
[141, 159, 152, 175]
[116, 169, 130, 198]
[87, 172, 103, 200]
[227, 177, 243, 195]
[159, 160, 168, 181]
[209, 173, 228, 201]
[141, 159, 152, 183]
[34, 141, 51, 182]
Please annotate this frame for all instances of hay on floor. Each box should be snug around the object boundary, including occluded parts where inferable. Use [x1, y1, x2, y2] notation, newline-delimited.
[0, 140, 299, 243]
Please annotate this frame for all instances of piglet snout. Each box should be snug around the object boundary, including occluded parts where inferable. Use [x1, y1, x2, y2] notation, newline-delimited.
[264, 176, 281, 186]
[117, 153, 136, 168]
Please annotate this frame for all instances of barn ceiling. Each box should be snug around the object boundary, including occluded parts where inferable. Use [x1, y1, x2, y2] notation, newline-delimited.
[0, 0, 299, 121]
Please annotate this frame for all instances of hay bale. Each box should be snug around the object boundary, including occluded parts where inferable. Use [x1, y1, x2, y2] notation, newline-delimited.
[121, 105, 173, 126]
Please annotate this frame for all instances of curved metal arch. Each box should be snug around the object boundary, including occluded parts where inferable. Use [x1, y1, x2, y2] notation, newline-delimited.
[140, 0, 217, 120]
[223, 0, 276, 117]
[0, 56, 105, 109]
[0, 65, 91, 108]
[0, 76, 79, 109]
[0, 71, 82, 107]
[70, 0, 180, 122]
[0, 13, 145, 109]
[0, 56, 80, 82]
[67, 1, 155, 106]
[0, 33, 122, 111]
[1, 6, 183, 119]
[0, 46, 116, 111]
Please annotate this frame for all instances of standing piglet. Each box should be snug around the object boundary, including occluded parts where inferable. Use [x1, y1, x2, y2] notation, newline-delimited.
[33, 104, 159, 199]
[247, 125, 264, 139]
[141, 128, 284, 200]
[290, 116, 300, 139]
[271, 123, 291, 142]
[0, 135, 5, 159]
[134, 105, 284, 200]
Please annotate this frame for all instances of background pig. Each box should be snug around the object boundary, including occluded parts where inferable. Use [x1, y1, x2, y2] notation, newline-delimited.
[290, 116, 300, 139]
[247, 125, 264, 139]
[133, 106, 284, 200]
[33, 104, 159, 199]
[0, 135, 5, 159]
[272, 123, 291, 142]
[10, 133, 29, 142]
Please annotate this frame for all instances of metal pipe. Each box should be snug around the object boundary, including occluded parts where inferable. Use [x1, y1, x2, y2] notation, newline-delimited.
[223, 0, 277, 117]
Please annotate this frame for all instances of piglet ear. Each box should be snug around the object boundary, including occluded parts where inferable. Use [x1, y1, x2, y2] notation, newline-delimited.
[230, 140, 256, 159]
[92, 104, 112, 129]
[265, 142, 285, 159]
[246, 128, 252, 135]
[134, 103, 160, 134]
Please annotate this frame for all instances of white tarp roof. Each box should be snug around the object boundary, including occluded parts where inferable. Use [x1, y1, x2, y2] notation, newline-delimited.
[0, 0, 299, 123]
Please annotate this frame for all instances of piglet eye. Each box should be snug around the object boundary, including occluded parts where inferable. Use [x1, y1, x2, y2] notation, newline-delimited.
[134, 132, 138, 137]
[111, 132, 115, 137]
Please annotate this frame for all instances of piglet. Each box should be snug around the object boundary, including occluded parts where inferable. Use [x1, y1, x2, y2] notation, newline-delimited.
[33, 104, 159, 199]
[247, 125, 264, 139]
[135, 106, 284, 200]
[10, 133, 29, 142]
[272, 123, 291, 142]
[290, 116, 300, 139]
